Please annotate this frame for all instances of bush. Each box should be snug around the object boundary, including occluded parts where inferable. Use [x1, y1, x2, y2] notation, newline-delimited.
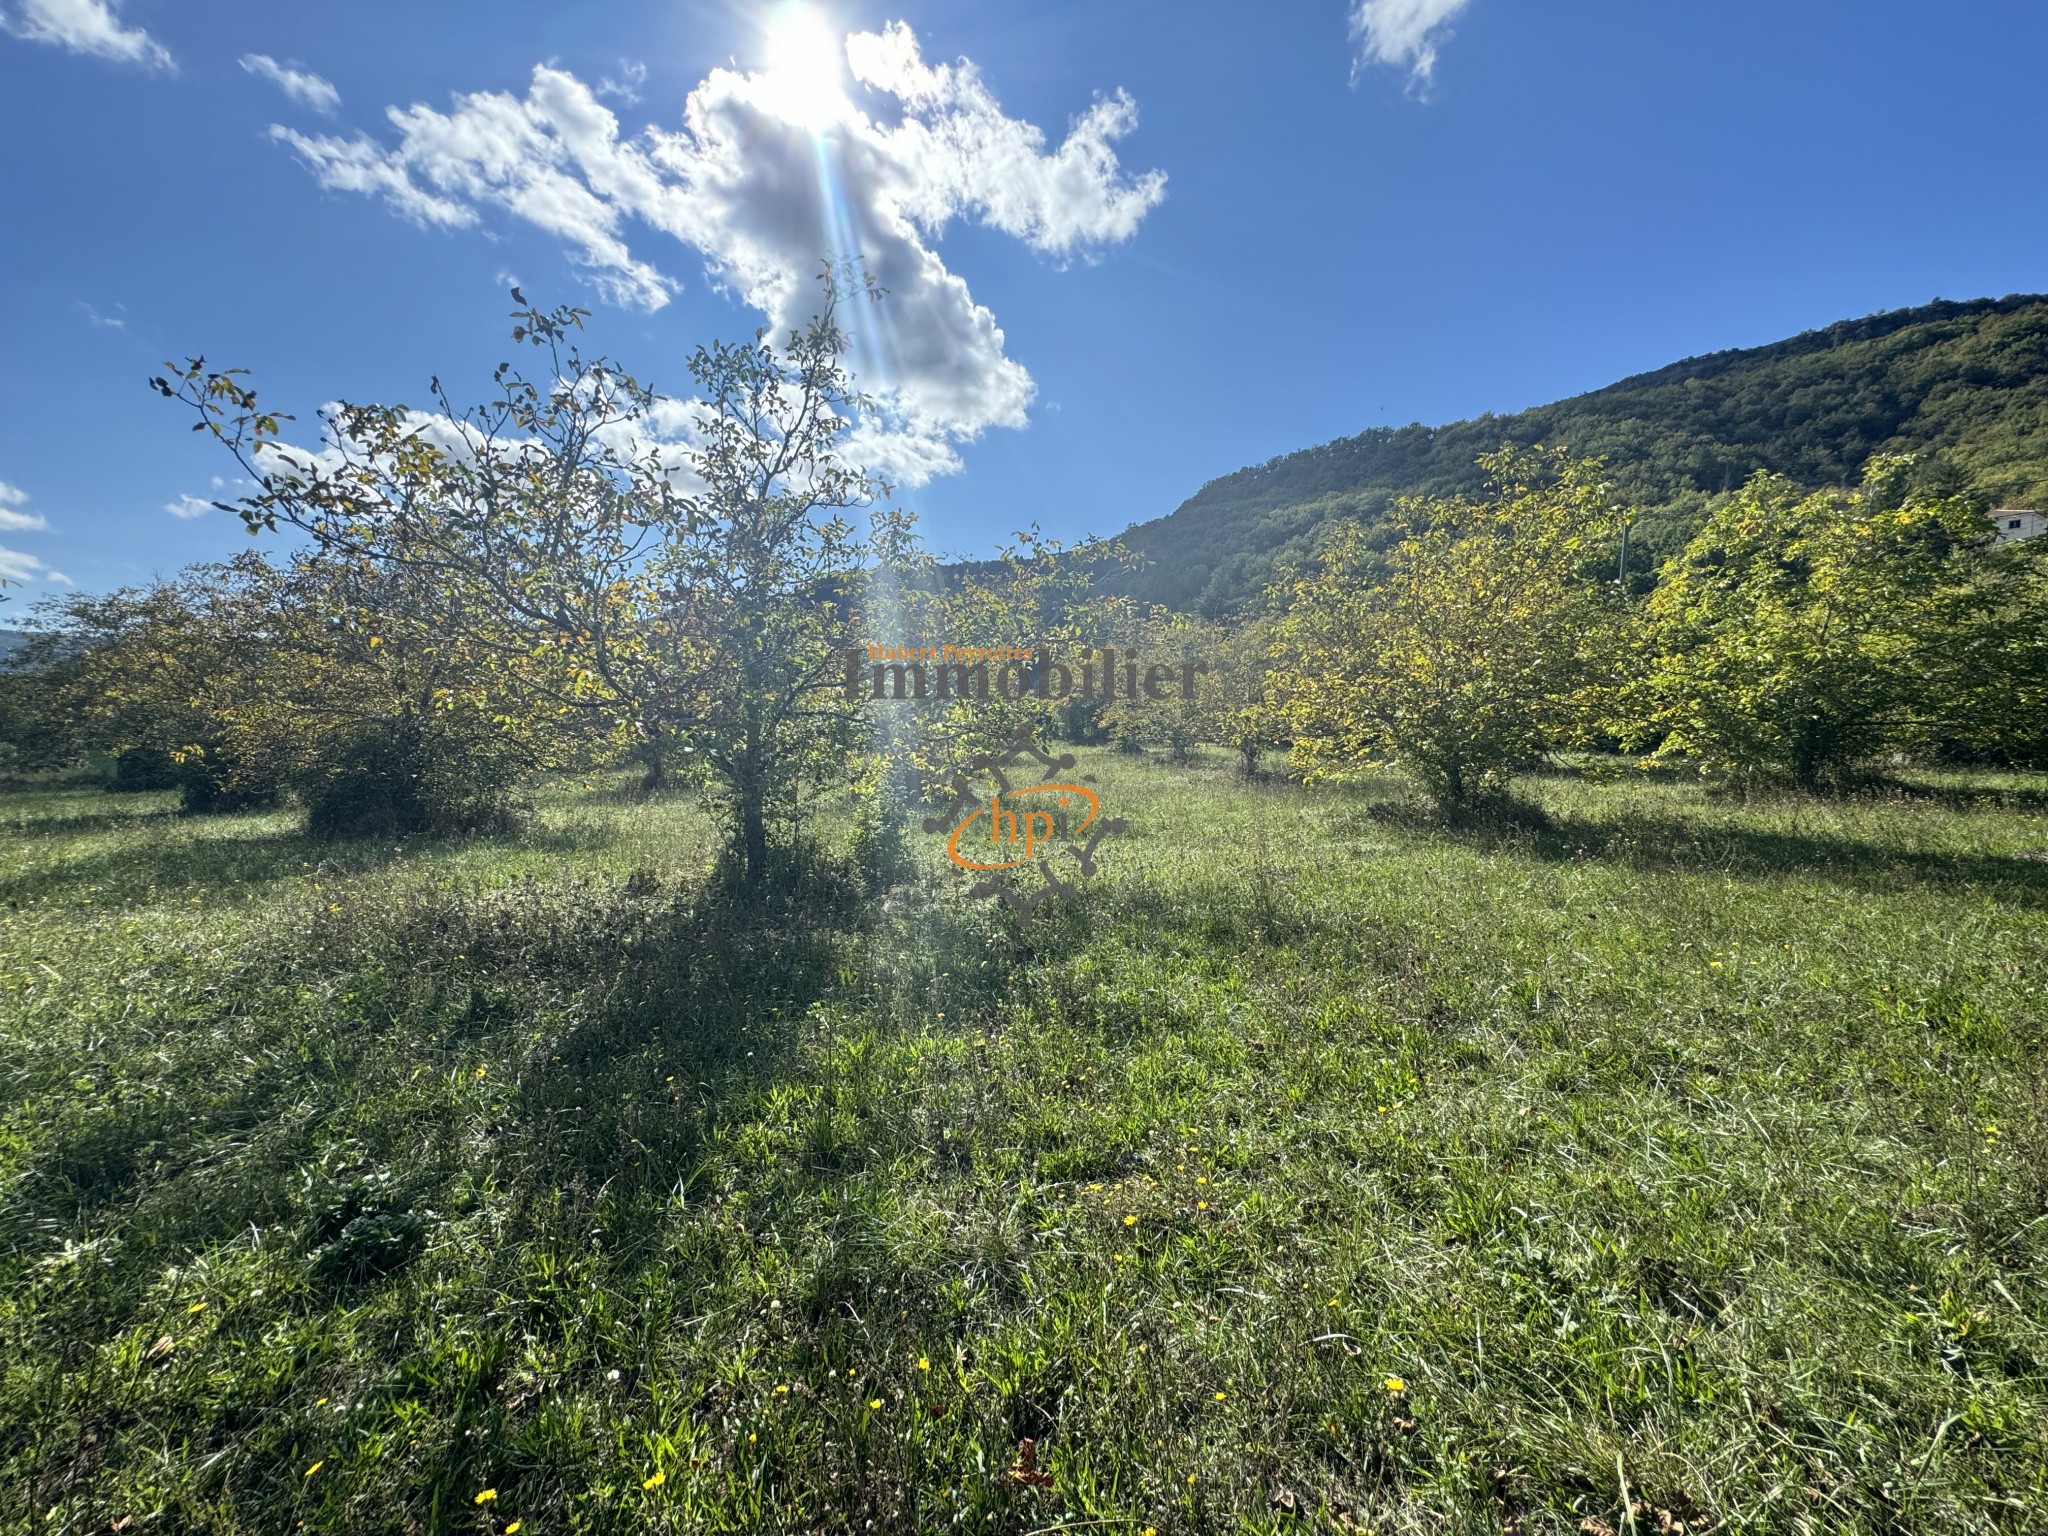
[299, 713, 524, 840]
[174, 749, 279, 815]
[108, 746, 180, 793]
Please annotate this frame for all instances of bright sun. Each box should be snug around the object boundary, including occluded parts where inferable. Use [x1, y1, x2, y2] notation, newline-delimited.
[762, 2, 845, 130]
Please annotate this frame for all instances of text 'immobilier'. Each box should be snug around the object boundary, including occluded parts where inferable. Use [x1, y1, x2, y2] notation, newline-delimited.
[844, 645, 1208, 703]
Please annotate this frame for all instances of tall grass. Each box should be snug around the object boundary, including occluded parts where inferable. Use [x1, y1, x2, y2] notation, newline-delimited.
[1, 757, 2044, 1533]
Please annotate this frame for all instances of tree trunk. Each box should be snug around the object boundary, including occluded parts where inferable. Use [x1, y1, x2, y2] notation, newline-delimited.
[741, 792, 767, 885]
[639, 735, 667, 795]
[738, 713, 767, 885]
[1793, 730, 1822, 792]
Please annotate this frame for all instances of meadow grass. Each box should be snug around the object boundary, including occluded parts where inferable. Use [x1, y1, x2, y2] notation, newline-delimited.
[1, 754, 2045, 1534]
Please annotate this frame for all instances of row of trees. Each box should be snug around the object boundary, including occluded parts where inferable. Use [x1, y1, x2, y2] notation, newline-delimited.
[2, 270, 1162, 877]
[1, 552, 549, 832]
[1264, 447, 2047, 811]
[3, 273, 2042, 863]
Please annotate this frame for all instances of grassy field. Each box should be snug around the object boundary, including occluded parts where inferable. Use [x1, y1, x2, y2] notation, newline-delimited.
[2, 753, 2046, 1534]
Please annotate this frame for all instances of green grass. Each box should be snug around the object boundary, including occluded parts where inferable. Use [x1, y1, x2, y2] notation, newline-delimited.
[2, 756, 2046, 1534]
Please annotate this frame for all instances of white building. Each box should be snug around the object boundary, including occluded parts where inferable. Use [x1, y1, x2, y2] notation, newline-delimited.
[1991, 508, 2046, 544]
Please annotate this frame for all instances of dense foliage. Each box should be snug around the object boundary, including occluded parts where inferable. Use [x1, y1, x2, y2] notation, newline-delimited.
[156, 274, 899, 879]
[1120, 293, 2048, 614]
[1270, 449, 1626, 810]
[1632, 458, 2026, 786]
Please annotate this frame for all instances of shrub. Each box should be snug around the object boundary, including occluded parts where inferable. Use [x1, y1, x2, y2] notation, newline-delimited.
[108, 746, 180, 793]
[299, 713, 524, 840]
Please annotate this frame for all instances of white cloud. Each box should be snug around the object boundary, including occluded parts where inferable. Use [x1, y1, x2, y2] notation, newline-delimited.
[0, 480, 48, 532]
[240, 53, 340, 114]
[844, 25, 1165, 255]
[1350, 0, 1471, 89]
[596, 59, 646, 107]
[266, 21, 1165, 484]
[0, 0, 170, 70]
[164, 493, 213, 519]
[0, 545, 68, 585]
[269, 125, 479, 231]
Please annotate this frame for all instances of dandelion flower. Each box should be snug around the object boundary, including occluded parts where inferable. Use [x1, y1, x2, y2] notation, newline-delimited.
[1214, 1391, 1228, 1401]
[474, 1489, 498, 1504]
[1196, 1201, 1208, 1210]
[642, 1470, 665, 1490]
[868, 1397, 883, 1410]
[1123, 1214, 1138, 1227]
[916, 1356, 930, 1372]
[1383, 1376, 1406, 1394]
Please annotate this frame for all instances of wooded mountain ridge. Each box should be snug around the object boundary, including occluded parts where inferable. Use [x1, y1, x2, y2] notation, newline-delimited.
[1115, 293, 2048, 612]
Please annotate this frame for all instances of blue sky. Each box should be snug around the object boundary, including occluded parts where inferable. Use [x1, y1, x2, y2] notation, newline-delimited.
[3, 0, 2047, 603]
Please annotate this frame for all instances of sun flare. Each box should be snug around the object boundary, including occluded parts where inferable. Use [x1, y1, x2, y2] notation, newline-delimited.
[761, 2, 846, 130]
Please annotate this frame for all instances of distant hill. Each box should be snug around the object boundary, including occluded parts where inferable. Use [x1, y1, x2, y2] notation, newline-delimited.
[1118, 294, 2048, 613]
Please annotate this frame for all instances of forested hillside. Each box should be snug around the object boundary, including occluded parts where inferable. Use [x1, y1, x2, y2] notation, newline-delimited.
[1121, 294, 2048, 612]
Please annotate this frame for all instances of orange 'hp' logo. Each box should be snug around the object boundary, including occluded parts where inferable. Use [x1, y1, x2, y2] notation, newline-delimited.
[922, 730, 1123, 924]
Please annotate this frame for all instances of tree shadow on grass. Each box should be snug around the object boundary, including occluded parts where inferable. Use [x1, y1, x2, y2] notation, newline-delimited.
[1425, 806, 2048, 909]
[491, 848, 872, 1245]
[0, 830, 383, 906]
[3, 850, 874, 1361]
[1878, 778, 2048, 815]
[0, 804, 182, 839]
[0, 816, 626, 907]
[3, 851, 884, 1532]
